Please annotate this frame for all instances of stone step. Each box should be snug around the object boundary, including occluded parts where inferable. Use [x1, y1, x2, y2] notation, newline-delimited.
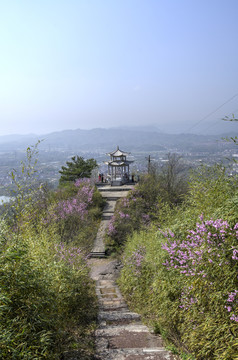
[100, 191, 130, 198]
[95, 324, 165, 354]
[98, 186, 134, 192]
[102, 214, 113, 220]
[99, 304, 129, 312]
[95, 347, 175, 360]
[103, 200, 117, 213]
[101, 195, 125, 201]
[99, 299, 128, 308]
[90, 252, 106, 258]
[96, 288, 123, 299]
[102, 212, 114, 217]
[98, 311, 141, 325]
[96, 324, 150, 336]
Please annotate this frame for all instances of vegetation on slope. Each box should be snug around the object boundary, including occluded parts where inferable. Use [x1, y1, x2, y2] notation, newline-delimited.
[105, 154, 188, 254]
[113, 163, 238, 359]
[0, 146, 104, 359]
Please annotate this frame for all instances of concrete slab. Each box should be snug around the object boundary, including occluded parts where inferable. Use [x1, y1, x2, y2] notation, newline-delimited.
[98, 311, 141, 323]
[90, 219, 109, 254]
[103, 200, 117, 213]
[96, 324, 149, 336]
[97, 185, 135, 192]
[100, 191, 130, 199]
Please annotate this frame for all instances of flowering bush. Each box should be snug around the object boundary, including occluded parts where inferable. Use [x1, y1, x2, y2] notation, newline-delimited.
[42, 178, 103, 249]
[47, 178, 94, 220]
[55, 242, 89, 269]
[120, 217, 238, 359]
[161, 217, 238, 324]
[123, 245, 146, 275]
[1, 151, 100, 358]
[105, 181, 155, 252]
[162, 217, 237, 280]
[56, 178, 94, 220]
[119, 165, 238, 359]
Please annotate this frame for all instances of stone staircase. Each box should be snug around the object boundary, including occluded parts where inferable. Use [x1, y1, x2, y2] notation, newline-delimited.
[90, 185, 134, 258]
[89, 184, 178, 359]
[89, 259, 178, 360]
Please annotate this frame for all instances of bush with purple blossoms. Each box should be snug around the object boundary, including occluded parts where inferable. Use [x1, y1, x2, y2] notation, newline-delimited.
[119, 164, 238, 359]
[0, 151, 100, 359]
[161, 217, 238, 320]
[44, 178, 103, 250]
[105, 179, 157, 252]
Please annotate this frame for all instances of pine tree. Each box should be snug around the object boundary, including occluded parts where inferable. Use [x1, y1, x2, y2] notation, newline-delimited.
[59, 156, 97, 184]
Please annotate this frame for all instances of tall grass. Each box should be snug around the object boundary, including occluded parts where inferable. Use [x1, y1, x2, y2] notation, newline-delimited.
[0, 218, 98, 359]
[118, 164, 238, 359]
[0, 147, 103, 358]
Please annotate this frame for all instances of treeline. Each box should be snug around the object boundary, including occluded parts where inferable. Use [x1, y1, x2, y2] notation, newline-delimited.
[106, 157, 238, 359]
[0, 147, 104, 359]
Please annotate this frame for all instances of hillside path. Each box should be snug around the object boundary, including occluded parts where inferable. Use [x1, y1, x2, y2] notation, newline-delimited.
[89, 184, 179, 359]
[90, 184, 134, 258]
[89, 258, 179, 360]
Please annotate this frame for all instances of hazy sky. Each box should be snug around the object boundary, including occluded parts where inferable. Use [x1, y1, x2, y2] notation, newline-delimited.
[1, 0, 238, 135]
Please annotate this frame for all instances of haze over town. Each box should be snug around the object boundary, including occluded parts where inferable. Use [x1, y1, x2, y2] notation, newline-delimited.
[1, 0, 238, 136]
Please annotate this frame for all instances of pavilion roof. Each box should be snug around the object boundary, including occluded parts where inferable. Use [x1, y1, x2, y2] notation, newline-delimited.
[107, 146, 130, 157]
[105, 160, 134, 166]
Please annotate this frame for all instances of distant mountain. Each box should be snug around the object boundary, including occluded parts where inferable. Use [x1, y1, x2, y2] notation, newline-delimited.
[114, 125, 162, 133]
[0, 127, 236, 154]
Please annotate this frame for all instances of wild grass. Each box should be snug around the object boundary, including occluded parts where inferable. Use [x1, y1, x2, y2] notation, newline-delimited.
[118, 164, 238, 359]
[0, 147, 103, 359]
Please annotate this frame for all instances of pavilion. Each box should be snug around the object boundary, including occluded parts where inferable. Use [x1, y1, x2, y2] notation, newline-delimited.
[105, 146, 134, 186]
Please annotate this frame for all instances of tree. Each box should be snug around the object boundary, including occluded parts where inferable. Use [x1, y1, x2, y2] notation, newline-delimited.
[158, 153, 188, 204]
[59, 156, 97, 185]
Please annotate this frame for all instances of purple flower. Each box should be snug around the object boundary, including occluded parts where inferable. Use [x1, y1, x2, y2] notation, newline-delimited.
[230, 314, 238, 322]
[55, 243, 84, 269]
[161, 217, 238, 280]
[232, 249, 238, 261]
[126, 246, 146, 274]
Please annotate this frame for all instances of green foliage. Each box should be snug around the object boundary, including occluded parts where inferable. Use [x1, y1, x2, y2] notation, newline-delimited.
[118, 164, 238, 359]
[106, 162, 188, 253]
[0, 145, 99, 359]
[105, 176, 159, 253]
[44, 179, 104, 251]
[0, 220, 97, 359]
[59, 156, 97, 185]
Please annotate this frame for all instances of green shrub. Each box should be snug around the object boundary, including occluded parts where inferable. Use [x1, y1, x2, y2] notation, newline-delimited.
[0, 146, 99, 359]
[0, 219, 97, 359]
[118, 164, 238, 359]
[105, 176, 161, 252]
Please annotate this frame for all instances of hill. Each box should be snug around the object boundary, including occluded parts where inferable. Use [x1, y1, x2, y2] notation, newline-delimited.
[0, 126, 236, 154]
